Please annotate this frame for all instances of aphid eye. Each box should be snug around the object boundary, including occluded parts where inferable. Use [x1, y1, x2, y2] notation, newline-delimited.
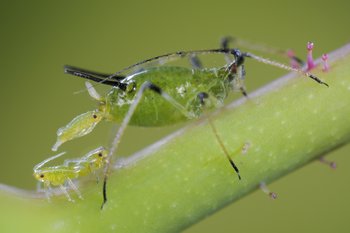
[92, 114, 97, 119]
[39, 174, 44, 178]
[125, 82, 136, 93]
[98, 152, 103, 157]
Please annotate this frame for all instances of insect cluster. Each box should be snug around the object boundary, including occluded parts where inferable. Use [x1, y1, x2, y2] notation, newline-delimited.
[33, 37, 328, 206]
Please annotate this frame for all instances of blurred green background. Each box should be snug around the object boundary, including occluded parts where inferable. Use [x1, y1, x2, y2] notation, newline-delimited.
[0, 0, 349, 232]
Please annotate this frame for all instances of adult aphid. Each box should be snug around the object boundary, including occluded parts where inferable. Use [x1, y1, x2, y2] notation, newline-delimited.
[52, 38, 328, 208]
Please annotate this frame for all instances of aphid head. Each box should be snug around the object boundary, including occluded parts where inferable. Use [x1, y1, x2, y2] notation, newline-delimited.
[33, 172, 46, 182]
[84, 146, 108, 163]
[95, 147, 108, 162]
[84, 146, 109, 170]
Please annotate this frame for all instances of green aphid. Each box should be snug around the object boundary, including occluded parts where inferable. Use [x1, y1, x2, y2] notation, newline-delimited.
[33, 152, 82, 201]
[52, 110, 104, 151]
[64, 146, 108, 178]
[33, 147, 108, 201]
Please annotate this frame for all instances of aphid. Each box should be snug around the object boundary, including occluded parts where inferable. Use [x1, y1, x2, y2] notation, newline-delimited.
[33, 152, 82, 201]
[53, 38, 328, 208]
[64, 146, 108, 178]
[33, 147, 108, 201]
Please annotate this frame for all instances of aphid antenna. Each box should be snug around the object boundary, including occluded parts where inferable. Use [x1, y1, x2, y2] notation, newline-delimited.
[319, 156, 337, 169]
[221, 36, 305, 67]
[243, 52, 329, 87]
[70, 48, 327, 96]
[33, 152, 66, 171]
[222, 36, 288, 57]
[81, 146, 106, 160]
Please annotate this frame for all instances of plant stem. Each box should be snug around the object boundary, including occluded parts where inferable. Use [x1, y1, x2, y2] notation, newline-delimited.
[1, 44, 350, 233]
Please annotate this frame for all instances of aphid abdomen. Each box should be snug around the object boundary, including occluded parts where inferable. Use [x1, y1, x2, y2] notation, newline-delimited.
[47, 168, 79, 186]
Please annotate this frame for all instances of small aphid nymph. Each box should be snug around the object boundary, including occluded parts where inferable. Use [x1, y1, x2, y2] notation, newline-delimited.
[33, 147, 108, 201]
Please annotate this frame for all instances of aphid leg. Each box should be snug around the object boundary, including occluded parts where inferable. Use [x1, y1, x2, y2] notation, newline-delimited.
[319, 156, 337, 169]
[220, 36, 236, 64]
[85, 81, 102, 101]
[102, 81, 194, 209]
[66, 178, 83, 200]
[45, 183, 53, 202]
[197, 92, 241, 180]
[287, 50, 304, 68]
[189, 54, 203, 69]
[260, 182, 277, 200]
[59, 185, 74, 202]
[93, 170, 100, 184]
[227, 54, 248, 97]
[63, 158, 81, 167]
[208, 118, 241, 180]
[241, 141, 251, 155]
[37, 181, 51, 201]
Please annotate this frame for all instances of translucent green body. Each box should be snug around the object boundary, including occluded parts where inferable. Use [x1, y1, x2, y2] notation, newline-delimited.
[33, 147, 108, 201]
[34, 166, 79, 186]
[105, 66, 231, 126]
[67, 147, 108, 177]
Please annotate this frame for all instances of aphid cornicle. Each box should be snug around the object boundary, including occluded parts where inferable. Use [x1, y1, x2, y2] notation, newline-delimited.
[33, 147, 108, 201]
[52, 38, 327, 208]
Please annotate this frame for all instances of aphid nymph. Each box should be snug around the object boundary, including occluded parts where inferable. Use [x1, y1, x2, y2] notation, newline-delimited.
[33, 147, 108, 201]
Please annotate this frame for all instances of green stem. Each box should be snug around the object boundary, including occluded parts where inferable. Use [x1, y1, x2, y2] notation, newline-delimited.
[1, 44, 350, 233]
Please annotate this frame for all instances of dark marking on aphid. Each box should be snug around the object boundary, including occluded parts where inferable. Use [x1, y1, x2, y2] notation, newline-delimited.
[197, 92, 209, 105]
[101, 177, 107, 210]
[291, 56, 305, 66]
[176, 51, 185, 57]
[309, 74, 329, 87]
[221, 37, 232, 50]
[190, 54, 203, 69]
[208, 119, 241, 180]
[240, 87, 248, 97]
[148, 83, 162, 94]
[228, 159, 241, 180]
